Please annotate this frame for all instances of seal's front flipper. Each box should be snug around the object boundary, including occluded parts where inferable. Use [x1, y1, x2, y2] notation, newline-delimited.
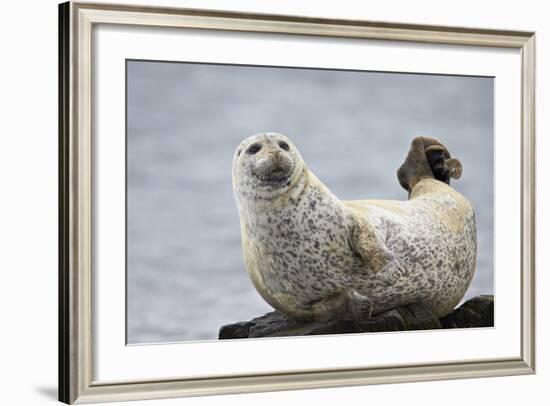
[377, 255, 408, 285]
[346, 290, 374, 320]
[350, 219, 408, 285]
[309, 289, 374, 322]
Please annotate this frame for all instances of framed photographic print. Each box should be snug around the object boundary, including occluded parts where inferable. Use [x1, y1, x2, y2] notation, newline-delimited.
[59, 1, 535, 404]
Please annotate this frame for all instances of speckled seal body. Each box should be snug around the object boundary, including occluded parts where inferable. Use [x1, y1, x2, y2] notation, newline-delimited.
[232, 133, 477, 322]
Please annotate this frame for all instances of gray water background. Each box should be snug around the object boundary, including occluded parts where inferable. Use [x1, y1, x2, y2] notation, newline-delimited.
[127, 60, 494, 343]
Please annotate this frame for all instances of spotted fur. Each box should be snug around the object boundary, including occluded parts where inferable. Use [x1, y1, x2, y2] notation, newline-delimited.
[232, 132, 477, 322]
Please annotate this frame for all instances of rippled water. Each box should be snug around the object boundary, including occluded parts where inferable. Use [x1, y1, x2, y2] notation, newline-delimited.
[127, 61, 494, 343]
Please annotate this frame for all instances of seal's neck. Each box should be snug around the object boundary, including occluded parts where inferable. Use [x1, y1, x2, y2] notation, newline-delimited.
[236, 167, 309, 217]
[237, 169, 346, 232]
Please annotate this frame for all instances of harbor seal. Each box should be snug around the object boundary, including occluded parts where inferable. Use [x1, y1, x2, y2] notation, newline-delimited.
[232, 132, 476, 322]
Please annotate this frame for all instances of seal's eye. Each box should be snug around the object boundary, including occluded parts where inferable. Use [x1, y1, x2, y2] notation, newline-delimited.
[247, 143, 262, 155]
[279, 141, 290, 151]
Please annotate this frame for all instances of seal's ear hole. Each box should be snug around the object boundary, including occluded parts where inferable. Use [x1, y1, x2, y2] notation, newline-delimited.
[247, 143, 262, 155]
[237, 149, 242, 157]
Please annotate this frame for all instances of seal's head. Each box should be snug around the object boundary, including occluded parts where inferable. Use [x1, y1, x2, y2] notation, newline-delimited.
[232, 132, 306, 203]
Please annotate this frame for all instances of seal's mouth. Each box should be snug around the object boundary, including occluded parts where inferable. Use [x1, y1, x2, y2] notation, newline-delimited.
[266, 169, 288, 179]
[258, 172, 292, 186]
[252, 152, 295, 188]
[257, 165, 294, 187]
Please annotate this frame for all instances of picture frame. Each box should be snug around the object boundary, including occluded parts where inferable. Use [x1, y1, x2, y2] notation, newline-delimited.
[58, 1, 535, 404]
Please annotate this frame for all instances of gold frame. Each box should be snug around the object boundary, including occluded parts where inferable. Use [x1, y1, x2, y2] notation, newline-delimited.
[58, 1, 536, 404]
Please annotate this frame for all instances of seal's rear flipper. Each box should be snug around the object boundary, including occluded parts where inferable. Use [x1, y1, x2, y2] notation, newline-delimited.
[425, 144, 463, 184]
[397, 136, 463, 193]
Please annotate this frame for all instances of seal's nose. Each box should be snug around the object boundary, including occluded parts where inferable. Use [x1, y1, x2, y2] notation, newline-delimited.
[269, 150, 282, 167]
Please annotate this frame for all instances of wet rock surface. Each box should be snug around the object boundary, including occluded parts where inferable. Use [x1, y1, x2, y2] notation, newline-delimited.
[219, 295, 494, 339]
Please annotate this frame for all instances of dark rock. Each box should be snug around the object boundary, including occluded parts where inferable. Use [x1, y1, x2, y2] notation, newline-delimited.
[396, 303, 442, 330]
[354, 308, 407, 332]
[440, 295, 494, 328]
[218, 321, 250, 339]
[218, 295, 494, 339]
